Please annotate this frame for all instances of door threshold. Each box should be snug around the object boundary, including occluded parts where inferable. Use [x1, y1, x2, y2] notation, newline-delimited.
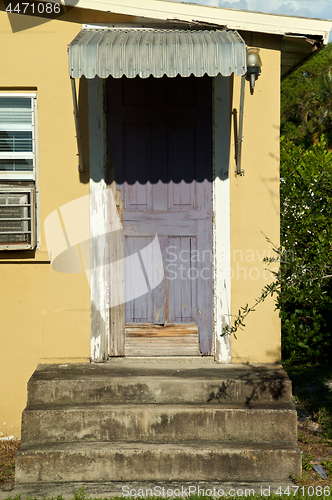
[125, 323, 200, 357]
[107, 356, 216, 364]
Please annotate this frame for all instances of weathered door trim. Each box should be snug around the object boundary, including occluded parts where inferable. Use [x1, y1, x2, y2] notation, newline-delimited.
[88, 77, 110, 362]
[88, 77, 125, 361]
[88, 75, 232, 362]
[213, 75, 232, 363]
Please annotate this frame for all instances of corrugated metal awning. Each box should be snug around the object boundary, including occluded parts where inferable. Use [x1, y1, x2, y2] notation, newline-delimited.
[68, 28, 247, 79]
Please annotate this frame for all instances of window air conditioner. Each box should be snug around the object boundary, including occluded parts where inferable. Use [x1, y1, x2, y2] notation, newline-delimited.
[0, 186, 36, 250]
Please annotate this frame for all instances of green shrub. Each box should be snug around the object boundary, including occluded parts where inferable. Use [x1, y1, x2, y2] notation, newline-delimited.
[223, 138, 332, 366]
[279, 138, 332, 365]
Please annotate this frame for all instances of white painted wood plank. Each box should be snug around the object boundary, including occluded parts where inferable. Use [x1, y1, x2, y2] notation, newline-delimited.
[213, 75, 231, 363]
[89, 77, 109, 362]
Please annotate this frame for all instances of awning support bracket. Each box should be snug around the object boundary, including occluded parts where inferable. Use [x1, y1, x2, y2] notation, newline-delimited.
[70, 76, 85, 174]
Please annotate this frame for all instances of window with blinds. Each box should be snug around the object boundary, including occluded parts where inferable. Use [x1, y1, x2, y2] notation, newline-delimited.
[0, 95, 36, 180]
[0, 93, 37, 250]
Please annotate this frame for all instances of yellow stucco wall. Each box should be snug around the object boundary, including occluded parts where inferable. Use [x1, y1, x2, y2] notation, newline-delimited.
[0, 13, 91, 439]
[230, 34, 281, 363]
[0, 11, 281, 439]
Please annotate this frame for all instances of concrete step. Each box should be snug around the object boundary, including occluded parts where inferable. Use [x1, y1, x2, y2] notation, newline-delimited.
[2, 480, 297, 500]
[17, 362, 301, 485]
[21, 403, 297, 445]
[15, 441, 301, 484]
[27, 362, 293, 406]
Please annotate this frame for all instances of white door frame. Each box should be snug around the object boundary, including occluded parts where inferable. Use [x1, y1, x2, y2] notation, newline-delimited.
[88, 75, 232, 363]
[88, 77, 110, 362]
[212, 75, 232, 363]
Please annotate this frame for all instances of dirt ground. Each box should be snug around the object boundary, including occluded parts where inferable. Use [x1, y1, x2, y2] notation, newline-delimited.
[0, 440, 20, 491]
[294, 418, 332, 487]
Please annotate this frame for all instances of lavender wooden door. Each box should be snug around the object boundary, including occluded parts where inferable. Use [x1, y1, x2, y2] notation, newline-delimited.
[107, 75, 213, 355]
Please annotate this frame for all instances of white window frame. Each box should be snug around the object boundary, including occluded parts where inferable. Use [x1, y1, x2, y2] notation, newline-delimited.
[0, 92, 39, 250]
[0, 92, 37, 181]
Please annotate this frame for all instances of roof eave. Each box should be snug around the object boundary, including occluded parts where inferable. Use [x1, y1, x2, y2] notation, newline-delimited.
[49, 0, 332, 43]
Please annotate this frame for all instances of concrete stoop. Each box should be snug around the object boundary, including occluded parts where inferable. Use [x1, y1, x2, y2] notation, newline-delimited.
[15, 360, 301, 486]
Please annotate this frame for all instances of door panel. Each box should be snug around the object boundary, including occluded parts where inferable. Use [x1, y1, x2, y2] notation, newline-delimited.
[124, 237, 152, 323]
[123, 123, 152, 210]
[107, 74, 213, 354]
[168, 237, 197, 324]
[168, 123, 195, 210]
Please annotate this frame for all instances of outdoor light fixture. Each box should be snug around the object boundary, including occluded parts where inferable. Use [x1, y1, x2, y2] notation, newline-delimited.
[247, 48, 262, 94]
